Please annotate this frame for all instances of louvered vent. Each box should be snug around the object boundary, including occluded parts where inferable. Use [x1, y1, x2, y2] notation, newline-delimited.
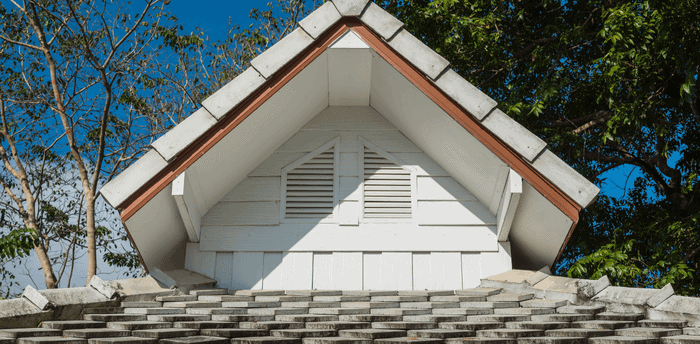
[285, 148, 335, 218]
[363, 146, 412, 218]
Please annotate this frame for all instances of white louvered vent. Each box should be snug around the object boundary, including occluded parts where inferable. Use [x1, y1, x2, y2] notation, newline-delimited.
[285, 147, 336, 218]
[363, 145, 412, 218]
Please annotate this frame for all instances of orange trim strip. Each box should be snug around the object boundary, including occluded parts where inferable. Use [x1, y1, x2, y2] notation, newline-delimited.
[120, 20, 354, 222]
[120, 18, 581, 227]
[351, 24, 581, 222]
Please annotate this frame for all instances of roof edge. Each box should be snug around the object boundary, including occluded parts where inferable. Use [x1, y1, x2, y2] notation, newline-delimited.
[113, 18, 590, 228]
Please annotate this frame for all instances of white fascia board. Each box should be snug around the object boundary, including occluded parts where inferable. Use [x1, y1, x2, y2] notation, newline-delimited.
[331, 0, 371, 16]
[172, 171, 201, 242]
[201, 68, 266, 120]
[299, 1, 342, 39]
[496, 169, 523, 242]
[481, 109, 547, 162]
[388, 29, 450, 80]
[435, 69, 498, 121]
[251, 28, 315, 79]
[532, 149, 601, 207]
[150, 108, 217, 162]
[100, 150, 168, 208]
[360, 2, 404, 40]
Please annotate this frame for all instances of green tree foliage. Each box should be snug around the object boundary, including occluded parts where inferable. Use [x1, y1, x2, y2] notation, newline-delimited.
[381, 0, 699, 295]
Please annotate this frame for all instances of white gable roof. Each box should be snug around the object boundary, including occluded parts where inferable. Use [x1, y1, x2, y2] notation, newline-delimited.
[100, 0, 599, 272]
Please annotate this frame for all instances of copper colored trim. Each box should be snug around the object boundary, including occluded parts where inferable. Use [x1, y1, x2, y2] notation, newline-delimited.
[554, 221, 578, 266]
[119, 18, 581, 228]
[119, 19, 355, 222]
[121, 221, 149, 275]
[351, 24, 581, 222]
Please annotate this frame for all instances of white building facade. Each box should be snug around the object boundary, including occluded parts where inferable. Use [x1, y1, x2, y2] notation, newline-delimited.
[101, 0, 599, 291]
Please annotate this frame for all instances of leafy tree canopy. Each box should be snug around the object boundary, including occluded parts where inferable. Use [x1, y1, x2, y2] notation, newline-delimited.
[381, 0, 699, 295]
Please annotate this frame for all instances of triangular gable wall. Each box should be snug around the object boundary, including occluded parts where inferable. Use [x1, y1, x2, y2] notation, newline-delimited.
[101, 1, 600, 278]
[193, 106, 505, 290]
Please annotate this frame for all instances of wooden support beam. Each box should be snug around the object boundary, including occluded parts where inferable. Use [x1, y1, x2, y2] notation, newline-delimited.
[172, 171, 201, 242]
[497, 169, 522, 242]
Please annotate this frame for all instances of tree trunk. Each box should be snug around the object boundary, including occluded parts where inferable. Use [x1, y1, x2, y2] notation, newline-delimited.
[86, 194, 96, 284]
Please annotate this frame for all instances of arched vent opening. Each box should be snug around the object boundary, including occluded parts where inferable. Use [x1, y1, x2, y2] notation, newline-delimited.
[362, 141, 413, 219]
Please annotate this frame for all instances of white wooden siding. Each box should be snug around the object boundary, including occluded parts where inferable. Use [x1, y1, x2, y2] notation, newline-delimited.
[202, 202, 280, 226]
[199, 248, 511, 290]
[200, 224, 497, 252]
[231, 252, 264, 290]
[262, 252, 284, 289]
[279, 252, 313, 289]
[194, 107, 509, 290]
[214, 252, 234, 290]
[185, 242, 215, 278]
[220, 177, 281, 202]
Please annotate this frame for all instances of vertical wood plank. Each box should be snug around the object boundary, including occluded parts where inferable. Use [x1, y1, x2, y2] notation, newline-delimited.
[332, 252, 362, 289]
[381, 252, 413, 290]
[412, 252, 431, 290]
[312, 252, 334, 290]
[214, 252, 233, 290]
[339, 201, 359, 225]
[186, 243, 216, 278]
[232, 252, 264, 290]
[363, 252, 381, 290]
[431, 252, 462, 290]
[481, 242, 512, 279]
[340, 152, 359, 177]
[462, 252, 482, 288]
[262, 252, 284, 289]
[280, 252, 313, 290]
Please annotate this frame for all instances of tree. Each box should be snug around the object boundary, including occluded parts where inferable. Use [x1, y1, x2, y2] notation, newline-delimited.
[381, 0, 700, 294]
[0, 0, 176, 288]
[0, 0, 320, 291]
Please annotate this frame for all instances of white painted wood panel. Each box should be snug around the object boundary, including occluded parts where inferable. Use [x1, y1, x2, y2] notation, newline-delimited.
[379, 252, 413, 290]
[412, 252, 464, 290]
[232, 252, 264, 290]
[172, 172, 202, 242]
[262, 252, 284, 289]
[124, 185, 188, 270]
[393, 153, 450, 176]
[497, 169, 522, 242]
[362, 253, 382, 290]
[248, 152, 306, 177]
[332, 252, 363, 289]
[340, 177, 361, 200]
[185, 243, 216, 278]
[221, 177, 281, 202]
[370, 51, 507, 217]
[509, 182, 574, 269]
[350, 131, 421, 153]
[417, 201, 495, 225]
[301, 107, 395, 131]
[430, 252, 463, 290]
[412, 253, 432, 290]
[312, 252, 334, 290]
[417, 177, 478, 201]
[202, 201, 280, 226]
[480, 242, 512, 279]
[191, 52, 328, 219]
[461, 253, 481, 288]
[200, 224, 497, 252]
[340, 152, 359, 177]
[339, 201, 359, 225]
[280, 252, 313, 290]
[328, 48, 372, 106]
[214, 252, 234, 290]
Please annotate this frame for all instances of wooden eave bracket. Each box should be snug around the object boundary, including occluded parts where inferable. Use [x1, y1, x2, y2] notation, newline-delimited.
[172, 171, 202, 242]
[496, 169, 523, 242]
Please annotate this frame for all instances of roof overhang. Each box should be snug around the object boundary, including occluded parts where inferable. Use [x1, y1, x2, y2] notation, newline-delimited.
[100, 5, 599, 272]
